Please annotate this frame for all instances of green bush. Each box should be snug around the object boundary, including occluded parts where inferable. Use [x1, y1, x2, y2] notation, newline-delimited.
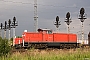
[0, 37, 11, 56]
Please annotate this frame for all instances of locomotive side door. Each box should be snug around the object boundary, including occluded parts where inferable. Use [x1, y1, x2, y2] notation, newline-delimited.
[42, 29, 53, 42]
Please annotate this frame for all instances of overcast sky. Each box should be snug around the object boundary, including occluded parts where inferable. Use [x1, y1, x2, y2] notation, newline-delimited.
[0, 0, 90, 39]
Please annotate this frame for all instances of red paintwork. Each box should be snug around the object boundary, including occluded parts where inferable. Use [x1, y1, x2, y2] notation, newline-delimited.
[22, 32, 43, 42]
[22, 32, 77, 43]
[15, 32, 77, 45]
[53, 33, 68, 42]
[15, 38, 22, 44]
[68, 34, 77, 42]
[43, 34, 53, 42]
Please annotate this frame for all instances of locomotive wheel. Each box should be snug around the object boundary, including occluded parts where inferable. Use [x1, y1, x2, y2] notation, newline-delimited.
[30, 43, 47, 49]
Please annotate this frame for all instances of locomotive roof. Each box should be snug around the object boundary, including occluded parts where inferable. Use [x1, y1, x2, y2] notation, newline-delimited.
[42, 29, 52, 31]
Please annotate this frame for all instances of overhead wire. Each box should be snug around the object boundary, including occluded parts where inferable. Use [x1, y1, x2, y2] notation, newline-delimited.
[1, 0, 90, 9]
[0, 0, 90, 15]
[0, 0, 79, 14]
[0, 0, 33, 5]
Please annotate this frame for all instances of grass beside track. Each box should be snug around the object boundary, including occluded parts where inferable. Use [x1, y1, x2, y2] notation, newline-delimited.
[0, 48, 90, 60]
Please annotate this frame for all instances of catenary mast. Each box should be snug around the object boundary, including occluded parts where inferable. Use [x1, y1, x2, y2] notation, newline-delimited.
[34, 0, 38, 32]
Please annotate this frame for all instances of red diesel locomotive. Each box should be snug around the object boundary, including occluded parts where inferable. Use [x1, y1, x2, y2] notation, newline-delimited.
[14, 29, 79, 49]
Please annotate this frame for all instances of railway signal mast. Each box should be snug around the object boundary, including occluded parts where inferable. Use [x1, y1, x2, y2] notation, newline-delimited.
[88, 32, 90, 46]
[12, 17, 18, 46]
[0, 17, 18, 46]
[78, 8, 87, 44]
[34, 0, 38, 32]
[0, 23, 3, 38]
[65, 12, 72, 33]
[4, 21, 7, 38]
[54, 16, 61, 32]
[7, 19, 12, 41]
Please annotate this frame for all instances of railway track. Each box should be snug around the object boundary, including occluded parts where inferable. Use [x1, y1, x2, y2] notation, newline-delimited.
[11, 49, 27, 53]
[11, 45, 90, 53]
